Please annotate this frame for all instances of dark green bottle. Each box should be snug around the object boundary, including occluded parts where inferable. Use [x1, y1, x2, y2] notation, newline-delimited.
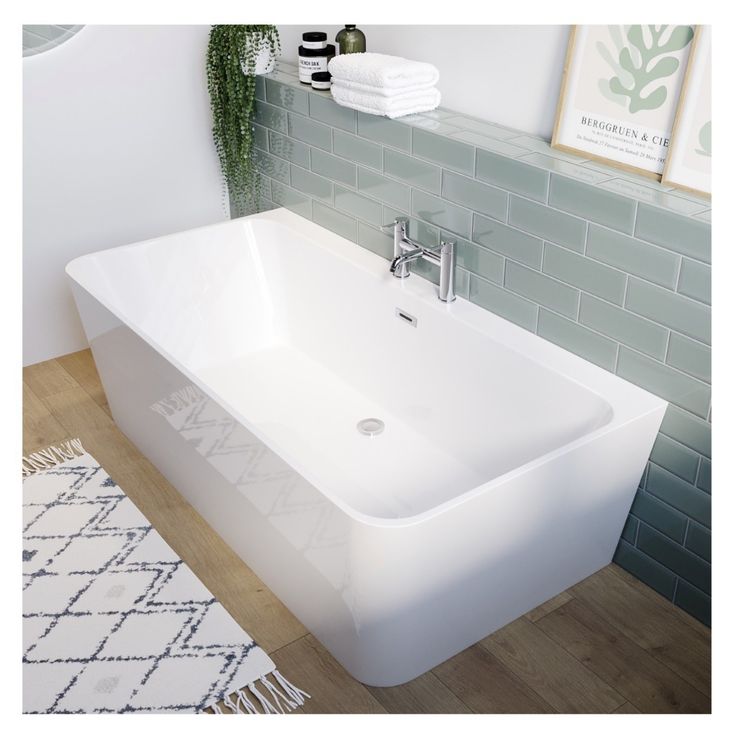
[336, 25, 366, 54]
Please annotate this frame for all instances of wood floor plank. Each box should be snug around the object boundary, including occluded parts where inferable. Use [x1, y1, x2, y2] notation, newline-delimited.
[40, 385, 111, 434]
[480, 617, 625, 713]
[613, 701, 641, 713]
[524, 590, 574, 623]
[23, 359, 78, 398]
[55, 349, 111, 415]
[433, 643, 554, 713]
[270, 635, 386, 714]
[23, 382, 70, 455]
[536, 599, 710, 713]
[37, 384, 306, 654]
[367, 671, 470, 714]
[571, 566, 711, 695]
[609, 563, 712, 638]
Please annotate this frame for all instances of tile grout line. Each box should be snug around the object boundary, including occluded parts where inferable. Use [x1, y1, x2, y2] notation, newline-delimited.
[613, 342, 622, 373]
[647, 459, 712, 497]
[634, 502, 711, 568]
[632, 200, 640, 233]
[632, 489, 694, 533]
[674, 255, 684, 291]
[626, 275, 712, 313]
[575, 272, 583, 320]
[634, 521, 709, 590]
[695, 455, 704, 487]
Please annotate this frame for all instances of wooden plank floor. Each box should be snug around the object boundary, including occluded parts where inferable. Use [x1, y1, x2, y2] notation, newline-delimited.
[23, 349, 712, 714]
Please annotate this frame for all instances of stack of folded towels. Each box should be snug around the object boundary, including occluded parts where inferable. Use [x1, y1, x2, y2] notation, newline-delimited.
[328, 52, 440, 119]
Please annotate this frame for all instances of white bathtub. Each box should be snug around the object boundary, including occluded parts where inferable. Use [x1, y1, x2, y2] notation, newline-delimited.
[67, 207, 666, 686]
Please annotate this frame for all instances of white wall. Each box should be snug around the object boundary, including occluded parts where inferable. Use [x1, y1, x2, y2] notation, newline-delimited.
[277, 25, 570, 138]
[23, 25, 226, 366]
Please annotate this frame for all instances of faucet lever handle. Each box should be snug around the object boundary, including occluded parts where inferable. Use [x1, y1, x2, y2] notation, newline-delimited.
[380, 216, 409, 232]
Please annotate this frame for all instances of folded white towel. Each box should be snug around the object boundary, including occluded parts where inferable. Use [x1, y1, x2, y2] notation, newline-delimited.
[330, 77, 437, 98]
[331, 85, 441, 119]
[328, 52, 439, 90]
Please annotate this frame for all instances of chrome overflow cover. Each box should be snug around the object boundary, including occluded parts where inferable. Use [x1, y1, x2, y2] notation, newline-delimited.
[357, 418, 385, 437]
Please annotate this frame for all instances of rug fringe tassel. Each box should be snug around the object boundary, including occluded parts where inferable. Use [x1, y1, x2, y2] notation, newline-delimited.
[222, 693, 241, 713]
[248, 681, 279, 714]
[208, 669, 310, 715]
[259, 675, 295, 713]
[273, 669, 311, 706]
[236, 689, 258, 714]
[22, 438, 86, 477]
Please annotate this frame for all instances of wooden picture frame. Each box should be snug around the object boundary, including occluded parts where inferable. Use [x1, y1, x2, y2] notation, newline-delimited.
[552, 25, 696, 180]
[661, 26, 711, 198]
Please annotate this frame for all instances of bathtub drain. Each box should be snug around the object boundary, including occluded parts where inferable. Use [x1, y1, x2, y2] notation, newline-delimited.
[357, 418, 385, 437]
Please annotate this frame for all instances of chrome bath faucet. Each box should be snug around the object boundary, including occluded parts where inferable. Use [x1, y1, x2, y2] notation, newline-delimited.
[383, 217, 456, 303]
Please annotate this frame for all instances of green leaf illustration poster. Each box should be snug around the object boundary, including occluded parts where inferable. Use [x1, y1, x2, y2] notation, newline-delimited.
[662, 27, 711, 197]
[553, 25, 694, 177]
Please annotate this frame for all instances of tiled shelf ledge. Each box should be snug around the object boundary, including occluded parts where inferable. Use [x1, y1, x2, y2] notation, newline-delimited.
[259, 62, 711, 220]
[252, 59, 711, 625]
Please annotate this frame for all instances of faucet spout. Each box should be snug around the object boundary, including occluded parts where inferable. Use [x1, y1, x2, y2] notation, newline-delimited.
[390, 247, 423, 276]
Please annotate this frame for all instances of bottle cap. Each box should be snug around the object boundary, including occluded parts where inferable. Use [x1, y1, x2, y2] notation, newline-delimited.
[302, 31, 327, 48]
[311, 72, 332, 82]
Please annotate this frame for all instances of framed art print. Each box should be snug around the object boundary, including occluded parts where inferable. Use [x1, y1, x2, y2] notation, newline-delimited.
[662, 26, 711, 197]
[552, 25, 695, 179]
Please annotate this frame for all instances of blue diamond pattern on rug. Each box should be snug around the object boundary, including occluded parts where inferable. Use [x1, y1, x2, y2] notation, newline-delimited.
[22, 440, 309, 714]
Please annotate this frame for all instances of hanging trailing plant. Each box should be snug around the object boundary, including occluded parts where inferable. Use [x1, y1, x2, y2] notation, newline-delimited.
[206, 25, 280, 216]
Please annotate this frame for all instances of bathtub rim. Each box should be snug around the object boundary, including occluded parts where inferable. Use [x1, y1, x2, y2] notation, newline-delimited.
[66, 207, 668, 529]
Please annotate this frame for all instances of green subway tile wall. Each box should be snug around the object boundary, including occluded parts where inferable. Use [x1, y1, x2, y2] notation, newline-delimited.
[252, 64, 712, 624]
[509, 195, 586, 252]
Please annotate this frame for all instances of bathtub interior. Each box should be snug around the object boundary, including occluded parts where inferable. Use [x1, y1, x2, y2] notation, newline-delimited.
[69, 214, 618, 519]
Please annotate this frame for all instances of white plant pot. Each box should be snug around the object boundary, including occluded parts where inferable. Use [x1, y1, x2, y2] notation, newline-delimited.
[241, 38, 276, 76]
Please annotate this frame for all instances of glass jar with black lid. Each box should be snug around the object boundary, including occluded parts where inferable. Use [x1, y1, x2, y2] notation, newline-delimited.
[298, 32, 335, 84]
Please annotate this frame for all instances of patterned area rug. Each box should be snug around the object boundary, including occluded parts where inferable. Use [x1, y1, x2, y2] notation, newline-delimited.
[22, 439, 309, 714]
